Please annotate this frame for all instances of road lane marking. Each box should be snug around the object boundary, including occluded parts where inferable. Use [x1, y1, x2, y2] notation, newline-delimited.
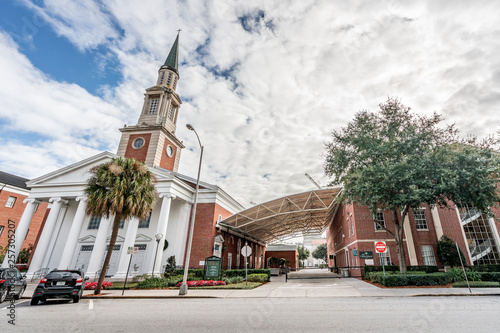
[89, 299, 93, 310]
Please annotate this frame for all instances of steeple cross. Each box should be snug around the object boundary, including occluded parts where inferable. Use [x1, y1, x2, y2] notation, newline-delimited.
[177, 29, 182, 35]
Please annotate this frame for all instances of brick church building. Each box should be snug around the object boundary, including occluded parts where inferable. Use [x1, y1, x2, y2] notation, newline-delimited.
[2, 33, 264, 278]
[326, 201, 500, 276]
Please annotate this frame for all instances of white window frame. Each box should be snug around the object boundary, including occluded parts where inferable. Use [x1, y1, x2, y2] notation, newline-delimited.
[148, 98, 159, 114]
[167, 105, 175, 120]
[421, 245, 437, 266]
[414, 208, 428, 230]
[5, 196, 16, 208]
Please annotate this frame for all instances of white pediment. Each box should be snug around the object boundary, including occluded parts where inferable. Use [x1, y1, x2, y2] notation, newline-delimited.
[79, 235, 96, 243]
[106, 235, 125, 243]
[28, 152, 118, 187]
[135, 234, 153, 242]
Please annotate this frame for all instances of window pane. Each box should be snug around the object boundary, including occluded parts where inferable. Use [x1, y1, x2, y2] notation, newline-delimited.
[88, 216, 101, 229]
[414, 209, 428, 230]
[421, 245, 436, 266]
[374, 212, 385, 231]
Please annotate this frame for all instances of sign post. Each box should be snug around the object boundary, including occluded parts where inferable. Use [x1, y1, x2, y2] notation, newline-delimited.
[241, 242, 252, 286]
[374, 241, 387, 276]
[122, 246, 138, 295]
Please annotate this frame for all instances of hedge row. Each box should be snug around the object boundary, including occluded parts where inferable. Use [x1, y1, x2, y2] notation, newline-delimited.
[380, 273, 451, 287]
[478, 272, 500, 282]
[363, 265, 439, 278]
[473, 265, 500, 272]
[223, 269, 271, 281]
[171, 268, 271, 281]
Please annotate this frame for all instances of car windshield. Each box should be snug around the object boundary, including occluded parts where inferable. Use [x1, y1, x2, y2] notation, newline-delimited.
[46, 271, 81, 280]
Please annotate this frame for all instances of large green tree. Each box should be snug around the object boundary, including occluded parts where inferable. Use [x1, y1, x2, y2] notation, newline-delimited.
[312, 243, 328, 264]
[297, 245, 310, 262]
[324, 98, 500, 272]
[85, 157, 157, 294]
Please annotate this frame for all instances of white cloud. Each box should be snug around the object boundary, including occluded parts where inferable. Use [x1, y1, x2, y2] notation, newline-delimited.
[2, 0, 500, 207]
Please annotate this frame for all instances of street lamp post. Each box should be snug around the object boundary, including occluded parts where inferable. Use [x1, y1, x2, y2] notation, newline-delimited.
[152, 233, 163, 277]
[179, 124, 204, 296]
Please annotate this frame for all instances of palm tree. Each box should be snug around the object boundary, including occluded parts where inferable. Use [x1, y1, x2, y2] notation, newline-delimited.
[85, 157, 157, 295]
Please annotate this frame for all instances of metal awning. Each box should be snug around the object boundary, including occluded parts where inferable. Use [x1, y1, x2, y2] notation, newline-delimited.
[218, 187, 342, 244]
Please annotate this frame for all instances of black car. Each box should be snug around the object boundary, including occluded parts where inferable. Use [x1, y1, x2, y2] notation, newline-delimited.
[31, 269, 88, 305]
[0, 267, 27, 303]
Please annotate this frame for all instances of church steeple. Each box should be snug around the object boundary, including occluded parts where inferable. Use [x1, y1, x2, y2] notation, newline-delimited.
[162, 32, 179, 75]
[155, 33, 180, 91]
[117, 32, 185, 172]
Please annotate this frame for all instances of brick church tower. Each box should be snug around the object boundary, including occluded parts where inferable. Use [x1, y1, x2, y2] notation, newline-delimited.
[116, 33, 184, 172]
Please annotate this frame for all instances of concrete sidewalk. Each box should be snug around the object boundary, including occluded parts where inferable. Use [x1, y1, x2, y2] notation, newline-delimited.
[20, 276, 500, 299]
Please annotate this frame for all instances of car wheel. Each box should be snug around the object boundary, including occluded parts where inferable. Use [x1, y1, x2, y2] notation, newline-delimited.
[0, 289, 7, 303]
[30, 297, 40, 306]
[14, 287, 26, 300]
[73, 296, 80, 303]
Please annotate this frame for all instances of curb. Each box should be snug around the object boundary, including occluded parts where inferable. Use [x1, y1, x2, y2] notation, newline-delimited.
[82, 295, 218, 299]
[410, 293, 500, 297]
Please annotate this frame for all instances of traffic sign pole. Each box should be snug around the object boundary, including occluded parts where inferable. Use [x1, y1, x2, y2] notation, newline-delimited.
[245, 241, 248, 286]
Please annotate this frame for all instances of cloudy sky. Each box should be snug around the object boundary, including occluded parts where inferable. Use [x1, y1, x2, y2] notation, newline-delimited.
[0, 0, 499, 207]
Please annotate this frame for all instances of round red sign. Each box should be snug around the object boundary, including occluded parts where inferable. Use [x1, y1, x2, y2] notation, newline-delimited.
[375, 241, 387, 253]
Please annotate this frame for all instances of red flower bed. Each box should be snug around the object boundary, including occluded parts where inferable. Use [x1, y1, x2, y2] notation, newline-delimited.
[84, 281, 113, 290]
[175, 280, 226, 287]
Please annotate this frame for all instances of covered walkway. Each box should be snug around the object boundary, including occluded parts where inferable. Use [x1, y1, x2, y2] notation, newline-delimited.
[218, 187, 342, 243]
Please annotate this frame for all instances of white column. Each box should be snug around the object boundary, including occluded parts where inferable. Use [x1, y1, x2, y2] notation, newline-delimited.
[174, 201, 192, 266]
[27, 198, 68, 276]
[58, 197, 87, 269]
[148, 193, 176, 276]
[403, 214, 418, 265]
[113, 217, 140, 278]
[42, 204, 68, 268]
[1, 198, 40, 268]
[431, 206, 444, 240]
[86, 216, 113, 277]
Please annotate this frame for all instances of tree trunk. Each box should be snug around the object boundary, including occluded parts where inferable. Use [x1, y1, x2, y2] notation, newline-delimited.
[392, 205, 410, 273]
[94, 213, 122, 295]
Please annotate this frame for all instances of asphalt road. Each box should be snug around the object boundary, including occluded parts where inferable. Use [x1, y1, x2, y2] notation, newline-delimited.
[1, 296, 499, 332]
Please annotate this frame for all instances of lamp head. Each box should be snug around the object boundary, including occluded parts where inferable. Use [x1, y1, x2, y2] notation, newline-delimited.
[155, 233, 163, 242]
[186, 124, 194, 131]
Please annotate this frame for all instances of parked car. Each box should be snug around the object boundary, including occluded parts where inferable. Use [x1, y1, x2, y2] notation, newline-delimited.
[0, 267, 27, 303]
[31, 269, 88, 305]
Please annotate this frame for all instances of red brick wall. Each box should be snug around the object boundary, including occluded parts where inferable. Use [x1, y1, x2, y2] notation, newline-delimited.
[265, 250, 299, 269]
[437, 204, 472, 265]
[406, 205, 440, 266]
[124, 133, 151, 162]
[159, 137, 177, 171]
[0, 190, 49, 254]
[186, 203, 261, 270]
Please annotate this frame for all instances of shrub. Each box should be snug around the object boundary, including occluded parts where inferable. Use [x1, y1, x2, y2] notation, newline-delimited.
[228, 276, 244, 284]
[136, 277, 170, 289]
[478, 272, 500, 282]
[223, 269, 271, 281]
[380, 273, 451, 287]
[473, 265, 500, 272]
[436, 235, 466, 267]
[164, 255, 176, 277]
[173, 269, 204, 278]
[175, 280, 226, 287]
[447, 267, 482, 282]
[85, 281, 113, 290]
[453, 281, 500, 288]
[407, 266, 439, 274]
[363, 265, 399, 278]
[247, 274, 268, 283]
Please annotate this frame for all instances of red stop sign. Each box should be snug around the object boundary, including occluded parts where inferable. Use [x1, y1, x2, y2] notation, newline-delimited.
[375, 241, 387, 253]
